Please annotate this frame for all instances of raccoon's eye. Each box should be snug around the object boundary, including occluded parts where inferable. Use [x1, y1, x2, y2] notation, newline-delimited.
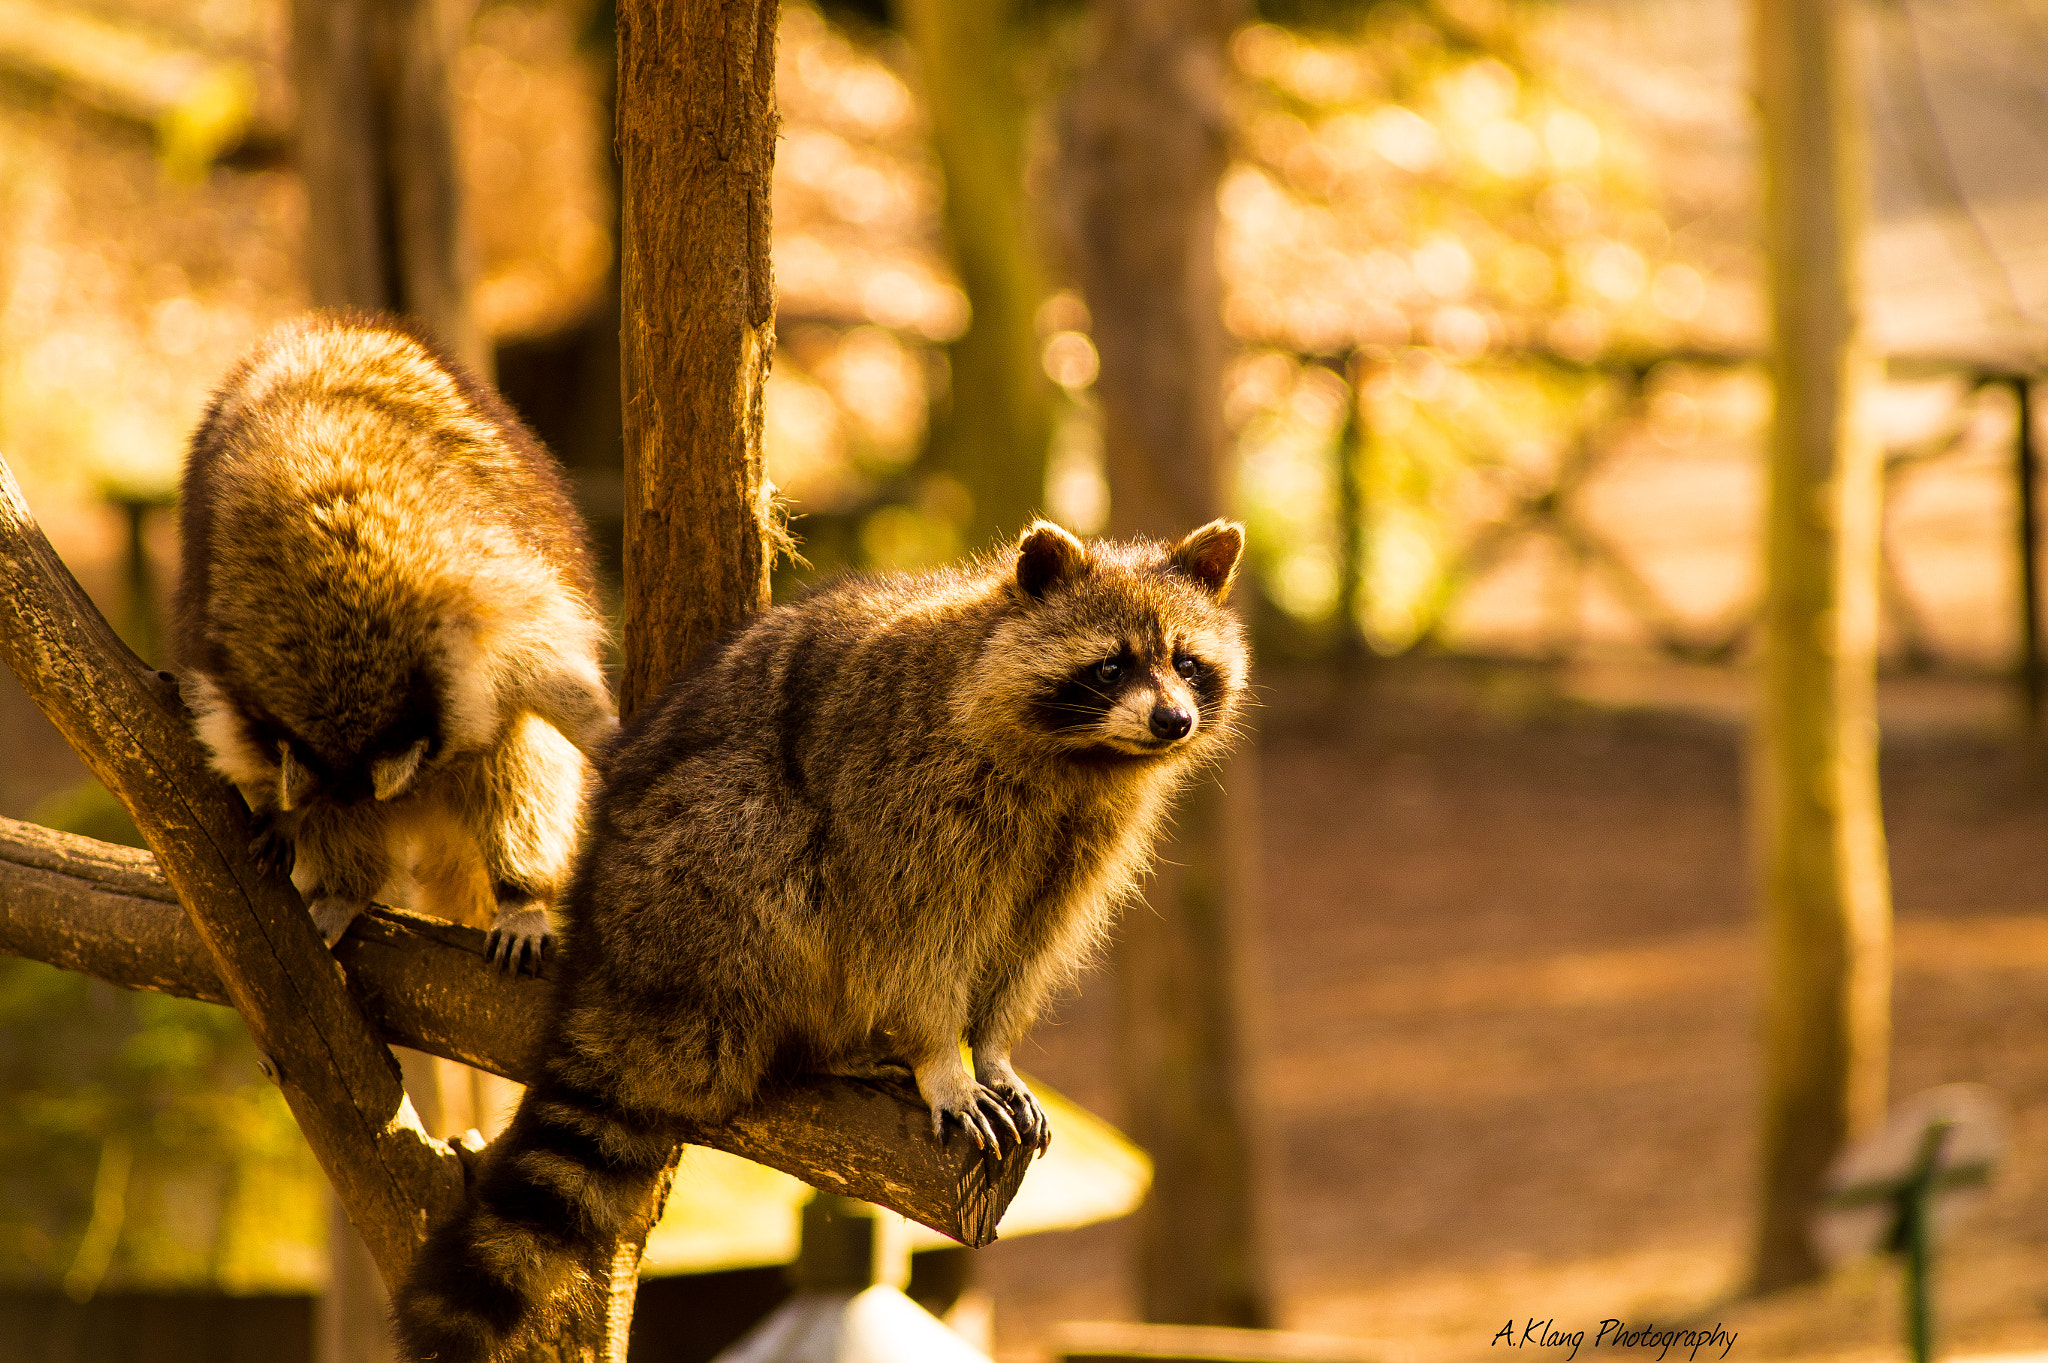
[1096, 658, 1123, 685]
[1175, 655, 1200, 680]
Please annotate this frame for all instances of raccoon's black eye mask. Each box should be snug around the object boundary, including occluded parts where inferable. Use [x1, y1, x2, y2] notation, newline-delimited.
[1036, 646, 1137, 732]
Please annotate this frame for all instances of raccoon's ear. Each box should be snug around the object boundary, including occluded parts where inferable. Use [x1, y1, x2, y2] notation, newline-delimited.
[1015, 520, 1088, 600]
[372, 738, 430, 801]
[277, 743, 312, 812]
[1168, 519, 1245, 600]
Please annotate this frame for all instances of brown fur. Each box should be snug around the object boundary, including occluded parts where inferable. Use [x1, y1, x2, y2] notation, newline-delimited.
[172, 311, 617, 967]
[393, 519, 1250, 1362]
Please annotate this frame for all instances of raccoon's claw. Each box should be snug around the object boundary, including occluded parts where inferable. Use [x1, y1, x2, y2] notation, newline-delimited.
[977, 1089, 1022, 1149]
[1001, 1085, 1052, 1155]
[308, 896, 367, 947]
[975, 1064, 1052, 1155]
[931, 1086, 1023, 1175]
[247, 813, 294, 879]
[485, 907, 552, 975]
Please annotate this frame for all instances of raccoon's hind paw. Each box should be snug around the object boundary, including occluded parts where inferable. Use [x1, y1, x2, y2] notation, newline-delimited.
[484, 906, 552, 975]
[246, 812, 294, 879]
[308, 896, 368, 947]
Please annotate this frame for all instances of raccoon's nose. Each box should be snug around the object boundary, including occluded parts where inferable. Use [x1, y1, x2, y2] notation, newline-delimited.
[1149, 705, 1192, 741]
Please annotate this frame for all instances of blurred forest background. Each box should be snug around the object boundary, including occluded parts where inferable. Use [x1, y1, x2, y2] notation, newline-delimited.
[6, 0, 2048, 1360]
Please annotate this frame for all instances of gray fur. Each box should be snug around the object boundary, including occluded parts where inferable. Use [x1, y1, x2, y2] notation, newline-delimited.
[393, 518, 1249, 1362]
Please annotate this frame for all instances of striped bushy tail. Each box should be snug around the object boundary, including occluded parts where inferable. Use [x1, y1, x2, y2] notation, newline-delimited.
[391, 1078, 676, 1362]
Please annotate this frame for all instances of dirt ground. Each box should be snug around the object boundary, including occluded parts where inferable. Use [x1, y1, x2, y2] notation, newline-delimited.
[974, 659, 2048, 1363]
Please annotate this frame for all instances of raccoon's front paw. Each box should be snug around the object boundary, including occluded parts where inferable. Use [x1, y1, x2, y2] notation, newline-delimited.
[308, 896, 367, 947]
[928, 1085, 1025, 1173]
[247, 812, 294, 879]
[974, 1058, 1051, 1155]
[985, 1077, 1051, 1155]
[484, 906, 552, 975]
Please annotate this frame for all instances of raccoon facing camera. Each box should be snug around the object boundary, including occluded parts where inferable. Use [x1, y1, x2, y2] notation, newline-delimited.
[394, 517, 1250, 1363]
[172, 311, 618, 975]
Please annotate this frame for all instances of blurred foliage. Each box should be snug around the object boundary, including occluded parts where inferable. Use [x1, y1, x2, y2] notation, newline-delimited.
[0, 783, 323, 1294]
[1219, 2, 1722, 652]
[767, 0, 1739, 657]
[27, 780, 142, 851]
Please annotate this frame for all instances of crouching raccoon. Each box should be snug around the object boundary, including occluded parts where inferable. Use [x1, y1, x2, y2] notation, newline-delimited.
[393, 518, 1250, 1361]
[172, 311, 617, 970]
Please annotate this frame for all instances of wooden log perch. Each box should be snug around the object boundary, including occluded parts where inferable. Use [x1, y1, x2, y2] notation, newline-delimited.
[0, 456, 462, 1285]
[0, 815, 1032, 1245]
[0, 455, 1031, 1250]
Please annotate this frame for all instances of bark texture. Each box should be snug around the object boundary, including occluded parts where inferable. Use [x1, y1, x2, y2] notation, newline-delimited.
[1058, 0, 1273, 1327]
[895, 0, 1056, 547]
[1749, 0, 1893, 1293]
[616, 0, 780, 717]
[293, 0, 484, 370]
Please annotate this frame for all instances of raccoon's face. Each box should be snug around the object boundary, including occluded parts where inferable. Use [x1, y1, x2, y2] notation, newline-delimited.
[1037, 630, 1230, 757]
[192, 664, 451, 811]
[254, 719, 442, 811]
[995, 519, 1249, 765]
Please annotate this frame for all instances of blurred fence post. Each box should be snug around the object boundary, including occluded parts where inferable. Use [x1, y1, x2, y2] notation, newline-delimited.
[1749, 0, 1893, 1293]
[1334, 351, 1369, 662]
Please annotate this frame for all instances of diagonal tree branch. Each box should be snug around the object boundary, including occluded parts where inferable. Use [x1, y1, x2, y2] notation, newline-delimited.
[0, 454, 463, 1284]
[0, 814, 1034, 1244]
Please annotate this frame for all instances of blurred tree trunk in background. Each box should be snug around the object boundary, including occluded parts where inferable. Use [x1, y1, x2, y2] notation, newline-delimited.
[894, 0, 1056, 547]
[293, 0, 485, 372]
[292, 5, 485, 1356]
[1058, 0, 1273, 1328]
[1749, 0, 1892, 1294]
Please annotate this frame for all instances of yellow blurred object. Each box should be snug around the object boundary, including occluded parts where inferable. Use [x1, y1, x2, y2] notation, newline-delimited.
[157, 64, 258, 184]
[640, 1074, 1152, 1276]
[0, 0, 263, 179]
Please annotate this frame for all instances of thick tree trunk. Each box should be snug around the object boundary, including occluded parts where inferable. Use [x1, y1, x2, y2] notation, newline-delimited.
[1749, 0, 1893, 1294]
[616, 0, 780, 717]
[894, 0, 1056, 548]
[1058, 0, 1273, 1327]
[292, 0, 484, 371]
[597, 0, 781, 1350]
